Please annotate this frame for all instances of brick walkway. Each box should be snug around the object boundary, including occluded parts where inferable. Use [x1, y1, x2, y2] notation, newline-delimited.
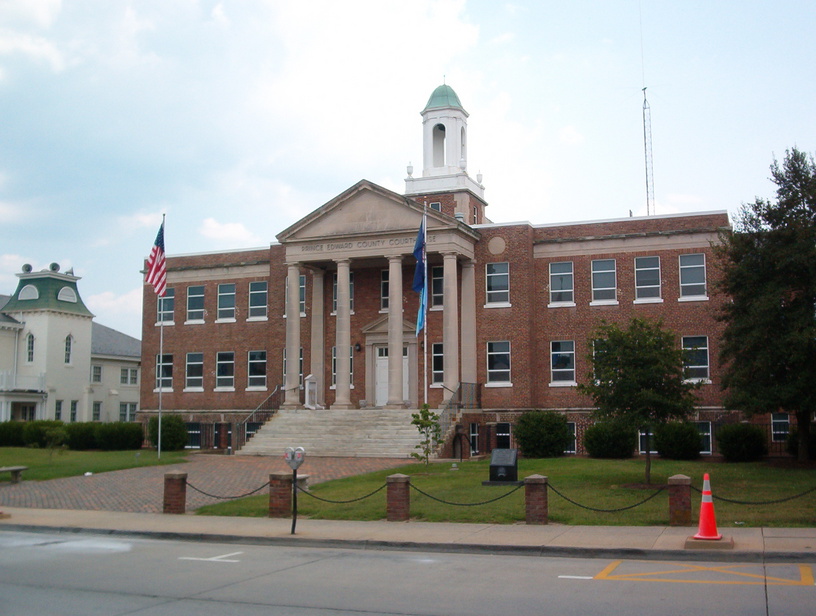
[0, 455, 413, 513]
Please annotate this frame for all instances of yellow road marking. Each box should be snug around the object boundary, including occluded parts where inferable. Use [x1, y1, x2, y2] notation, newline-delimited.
[594, 561, 815, 586]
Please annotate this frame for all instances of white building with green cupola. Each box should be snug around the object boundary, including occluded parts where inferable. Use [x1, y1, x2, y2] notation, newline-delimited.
[1, 263, 140, 423]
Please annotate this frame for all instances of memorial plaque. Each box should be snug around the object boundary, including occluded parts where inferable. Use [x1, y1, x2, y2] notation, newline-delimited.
[488, 448, 518, 482]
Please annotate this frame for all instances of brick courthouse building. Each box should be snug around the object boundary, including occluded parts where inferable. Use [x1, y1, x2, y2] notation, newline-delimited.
[140, 84, 748, 456]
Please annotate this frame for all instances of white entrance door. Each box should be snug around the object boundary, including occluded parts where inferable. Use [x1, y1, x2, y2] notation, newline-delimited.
[374, 346, 409, 406]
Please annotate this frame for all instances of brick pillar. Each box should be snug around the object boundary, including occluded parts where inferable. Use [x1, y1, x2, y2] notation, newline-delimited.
[269, 472, 294, 518]
[668, 474, 692, 526]
[386, 474, 410, 522]
[163, 471, 187, 514]
[525, 474, 549, 525]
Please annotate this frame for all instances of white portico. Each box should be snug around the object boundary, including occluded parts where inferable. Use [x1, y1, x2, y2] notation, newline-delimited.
[276, 180, 479, 410]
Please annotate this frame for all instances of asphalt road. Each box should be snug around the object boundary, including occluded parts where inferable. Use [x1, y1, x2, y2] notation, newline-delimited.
[1, 530, 813, 616]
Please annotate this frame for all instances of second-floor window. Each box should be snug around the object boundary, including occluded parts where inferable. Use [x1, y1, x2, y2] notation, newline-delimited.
[216, 351, 235, 388]
[432, 343, 444, 384]
[679, 253, 707, 298]
[185, 353, 204, 389]
[248, 350, 267, 388]
[248, 281, 268, 319]
[156, 354, 173, 390]
[549, 261, 574, 304]
[157, 288, 175, 323]
[187, 285, 205, 321]
[26, 333, 34, 362]
[591, 259, 616, 303]
[682, 336, 709, 381]
[64, 335, 73, 364]
[285, 275, 306, 316]
[91, 365, 102, 383]
[486, 262, 510, 305]
[635, 256, 661, 300]
[380, 270, 389, 310]
[217, 283, 236, 320]
[431, 265, 444, 307]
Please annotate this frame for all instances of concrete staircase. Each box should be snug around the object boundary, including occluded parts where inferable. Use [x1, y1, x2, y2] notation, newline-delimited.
[236, 408, 423, 458]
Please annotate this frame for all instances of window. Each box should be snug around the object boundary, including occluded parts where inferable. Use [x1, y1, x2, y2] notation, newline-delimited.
[429, 201, 441, 212]
[119, 402, 137, 422]
[639, 429, 656, 454]
[682, 336, 709, 381]
[430, 265, 444, 307]
[432, 343, 444, 384]
[283, 347, 304, 387]
[380, 270, 389, 310]
[550, 340, 576, 384]
[679, 253, 707, 298]
[330, 346, 354, 387]
[91, 365, 102, 383]
[93, 401, 101, 421]
[19, 284, 38, 300]
[591, 259, 616, 303]
[186, 422, 202, 449]
[248, 281, 268, 319]
[634, 256, 661, 300]
[486, 341, 511, 384]
[772, 413, 790, 442]
[185, 353, 204, 389]
[486, 262, 510, 305]
[26, 333, 34, 363]
[128, 368, 138, 385]
[565, 422, 577, 454]
[248, 350, 267, 388]
[285, 275, 306, 316]
[55, 400, 62, 421]
[697, 421, 712, 454]
[157, 288, 175, 323]
[469, 422, 480, 454]
[62, 335, 73, 364]
[496, 422, 511, 449]
[549, 262, 574, 305]
[332, 272, 354, 313]
[217, 283, 236, 320]
[216, 352, 235, 389]
[58, 287, 77, 302]
[70, 400, 78, 422]
[156, 354, 173, 390]
[186, 285, 205, 321]
[120, 368, 138, 385]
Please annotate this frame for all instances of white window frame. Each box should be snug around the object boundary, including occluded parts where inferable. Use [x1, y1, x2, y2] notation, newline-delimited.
[55, 400, 62, 421]
[682, 336, 710, 383]
[429, 201, 441, 212]
[91, 365, 102, 383]
[215, 351, 235, 390]
[26, 333, 34, 363]
[185, 352, 204, 390]
[772, 412, 790, 443]
[485, 262, 510, 307]
[248, 281, 268, 320]
[565, 421, 577, 454]
[217, 283, 236, 322]
[486, 340, 511, 386]
[469, 422, 480, 454]
[64, 335, 73, 365]
[380, 269, 389, 311]
[430, 265, 444, 308]
[634, 256, 662, 303]
[186, 285, 205, 323]
[156, 288, 175, 324]
[679, 253, 708, 300]
[591, 259, 617, 305]
[70, 400, 77, 422]
[550, 340, 576, 386]
[697, 421, 712, 454]
[155, 354, 173, 391]
[431, 342, 444, 385]
[92, 401, 102, 421]
[548, 261, 575, 306]
[248, 350, 267, 389]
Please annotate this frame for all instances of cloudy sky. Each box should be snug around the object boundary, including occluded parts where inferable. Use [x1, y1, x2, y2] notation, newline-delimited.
[1, 0, 814, 339]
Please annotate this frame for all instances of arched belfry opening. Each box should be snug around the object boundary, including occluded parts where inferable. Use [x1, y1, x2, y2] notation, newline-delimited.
[432, 123, 446, 167]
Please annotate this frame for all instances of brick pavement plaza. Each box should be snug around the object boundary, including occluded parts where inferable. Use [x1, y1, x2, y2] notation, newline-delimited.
[0, 454, 413, 513]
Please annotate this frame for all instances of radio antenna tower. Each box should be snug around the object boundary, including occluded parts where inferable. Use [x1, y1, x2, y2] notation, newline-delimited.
[642, 87, 655, 216]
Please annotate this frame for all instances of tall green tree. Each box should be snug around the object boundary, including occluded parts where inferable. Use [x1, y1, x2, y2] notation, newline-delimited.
[716, 148, 816, 461]
[578, 318, 698, 483]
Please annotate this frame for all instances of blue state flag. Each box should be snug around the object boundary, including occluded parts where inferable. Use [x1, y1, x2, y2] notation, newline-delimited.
[412, 220, 426, 335]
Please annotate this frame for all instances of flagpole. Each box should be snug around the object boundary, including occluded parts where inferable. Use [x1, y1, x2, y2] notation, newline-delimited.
[422, 202, 428, 407]
[157, 214, 165, 459]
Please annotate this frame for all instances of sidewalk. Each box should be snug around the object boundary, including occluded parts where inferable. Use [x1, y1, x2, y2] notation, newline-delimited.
[2, 506, 815, 563]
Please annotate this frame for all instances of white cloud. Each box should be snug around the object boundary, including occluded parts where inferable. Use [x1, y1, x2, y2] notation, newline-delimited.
[199, 217, 262, 247]
[559, 125, 585, 146]
[85, 287, 143, 338]
[0, 29, 65, 71]
[0, 0, 62, 29]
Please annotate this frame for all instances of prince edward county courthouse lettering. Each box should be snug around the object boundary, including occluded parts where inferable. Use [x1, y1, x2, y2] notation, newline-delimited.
[139, 84, 747, 458]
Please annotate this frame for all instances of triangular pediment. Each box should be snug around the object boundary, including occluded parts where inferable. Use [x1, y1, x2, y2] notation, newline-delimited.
[277, 180, 453, 243]
[361, 314, 417, 336]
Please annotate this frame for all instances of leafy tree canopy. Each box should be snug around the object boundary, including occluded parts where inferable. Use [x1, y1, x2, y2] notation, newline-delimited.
[716, 148, 816, 460]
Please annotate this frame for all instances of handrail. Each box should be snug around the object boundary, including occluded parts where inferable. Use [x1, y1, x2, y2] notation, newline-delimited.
[436, 382, 481, 453]
[238, 384, 281, 428]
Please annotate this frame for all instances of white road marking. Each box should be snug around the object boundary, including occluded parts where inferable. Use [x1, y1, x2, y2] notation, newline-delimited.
[179, 551, 244, 563]
[558, 575, 594, 580]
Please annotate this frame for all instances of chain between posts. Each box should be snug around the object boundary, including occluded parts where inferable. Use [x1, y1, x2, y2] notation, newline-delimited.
[548, 483, 666, 513]
[296, 482, 387, 504]
[691, 484, 816, 506]
[186, 480, 270, 500]
[410, 482, 524, 506]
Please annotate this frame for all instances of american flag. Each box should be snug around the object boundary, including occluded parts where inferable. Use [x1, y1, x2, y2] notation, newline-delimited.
[146, 222, 167, 297]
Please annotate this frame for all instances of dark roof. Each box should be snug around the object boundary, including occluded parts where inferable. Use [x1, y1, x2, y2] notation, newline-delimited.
[0, 294, 20, 326]
[91, 322, 141, 359]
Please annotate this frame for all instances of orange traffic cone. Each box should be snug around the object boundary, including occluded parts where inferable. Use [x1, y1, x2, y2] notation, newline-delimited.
[693, 473, 722, 540]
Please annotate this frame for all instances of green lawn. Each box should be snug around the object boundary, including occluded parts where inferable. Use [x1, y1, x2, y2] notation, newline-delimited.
[0, 447, 188, 482]
[197, 457, 816, 527]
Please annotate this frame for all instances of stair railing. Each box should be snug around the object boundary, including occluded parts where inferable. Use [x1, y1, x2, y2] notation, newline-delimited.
[235, 385, 282, 450]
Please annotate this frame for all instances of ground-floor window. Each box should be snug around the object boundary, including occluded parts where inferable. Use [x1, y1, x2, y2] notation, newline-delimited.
[772, 413, 790, 442]
[565, 421, 577, 454]
[496, 422, 511, 449]
[93, 401, 102, 421]
[186, 422, 202, 449]
[119, 402, 137, 422]
[696, 421, 712, 454]
[469, 422, 479, 454]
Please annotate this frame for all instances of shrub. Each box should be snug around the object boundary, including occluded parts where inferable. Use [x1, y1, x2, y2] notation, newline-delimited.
[654, 422, 702, 460]
[786, 429, 816, 460]
[716, 423, 767, 462]
[66, 423, 98, 450]
[22, 420, 65, 448]
[514, 411, 573, 458]
[95, 422, 145, 451]
[148, 415, 188, 451]
[0, 421, 25, 447]
[583, 421, 636, 459]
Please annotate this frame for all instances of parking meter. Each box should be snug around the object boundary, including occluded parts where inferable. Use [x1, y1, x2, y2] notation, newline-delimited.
[284, 447, 305, 534]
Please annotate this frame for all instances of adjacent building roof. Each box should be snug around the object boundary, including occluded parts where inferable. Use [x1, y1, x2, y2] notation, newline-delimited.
[2, 269, 93, 317]
[0, 294, 21, 327]
[91, 322, 141, 359]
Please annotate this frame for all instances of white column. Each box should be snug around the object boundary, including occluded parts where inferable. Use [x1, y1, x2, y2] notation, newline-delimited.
[442, 252, 459, 402]
[282, 263, 301, 409]
[332, 259, 353, 409]
[386, 255, 405, 408]
[460, 259, 477, 383]
[310, 268, 325, 407]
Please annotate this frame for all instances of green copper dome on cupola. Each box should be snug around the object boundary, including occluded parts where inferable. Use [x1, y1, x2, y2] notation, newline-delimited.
[423, 84, 466, 113]
[1, 263, 93, 318]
